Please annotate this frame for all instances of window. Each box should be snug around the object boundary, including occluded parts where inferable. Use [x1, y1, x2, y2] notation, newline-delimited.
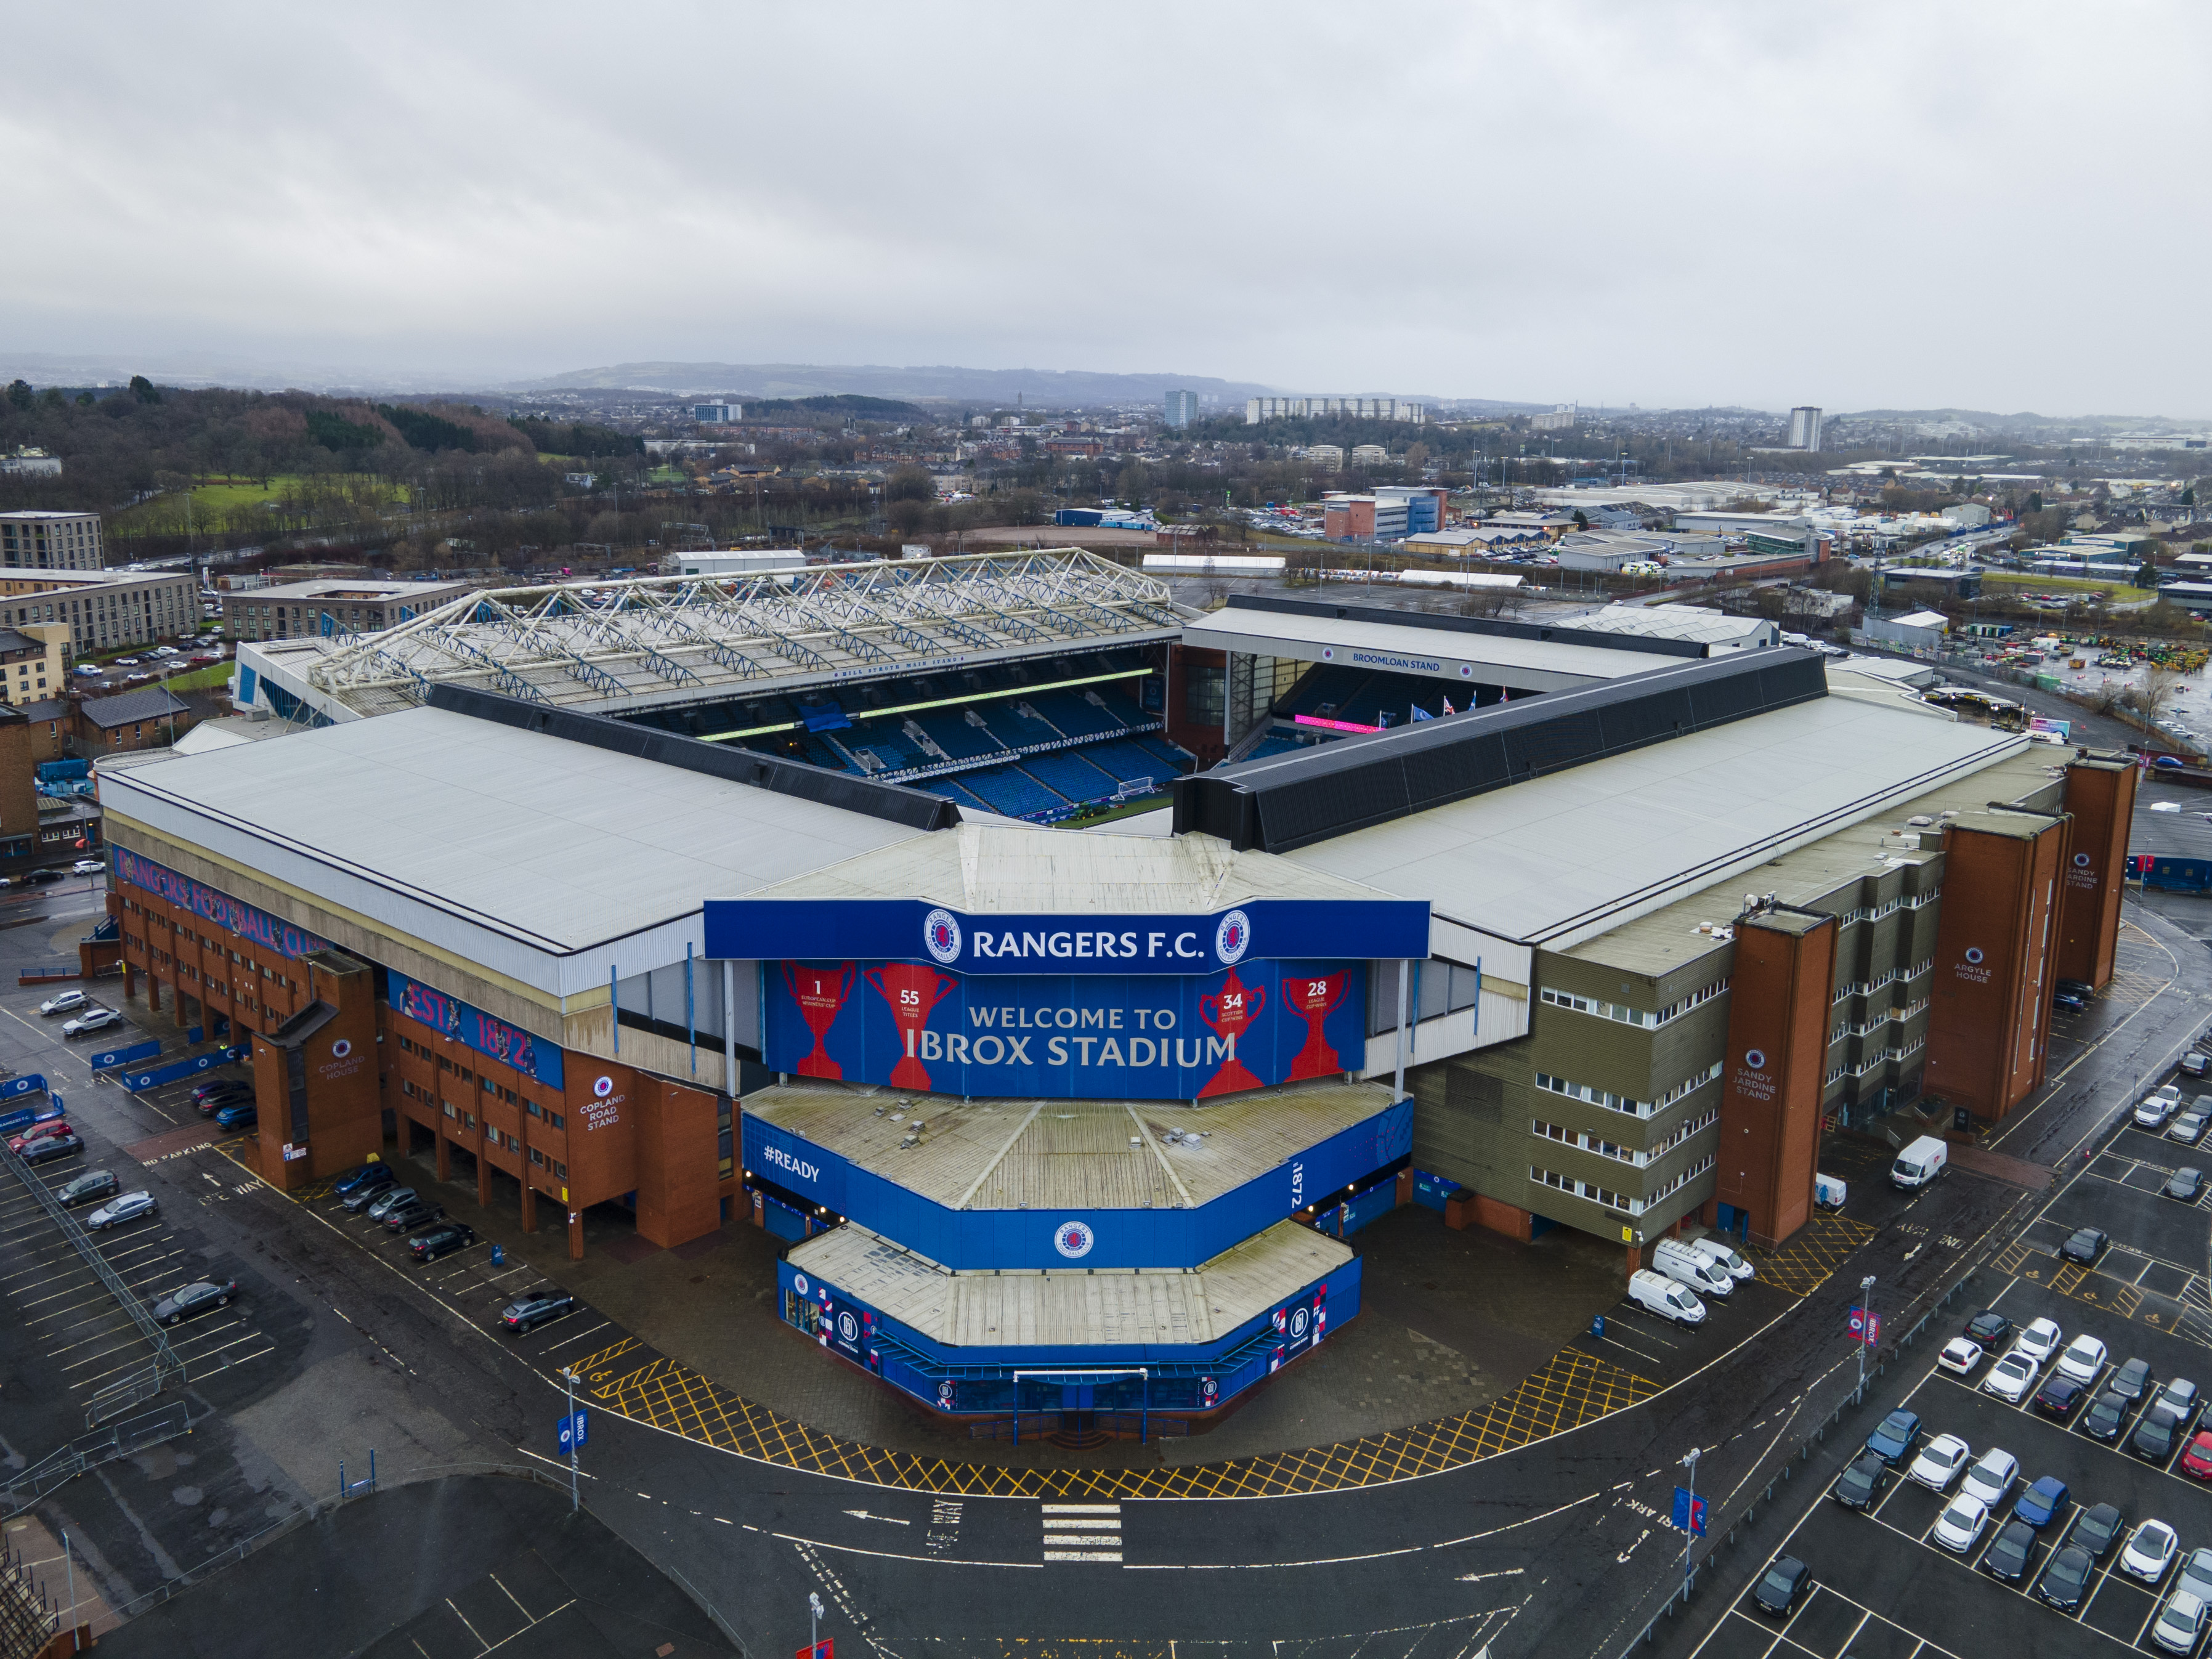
[1539, 978, 1729, 1029]
[1534, 1061, 1722, 1121]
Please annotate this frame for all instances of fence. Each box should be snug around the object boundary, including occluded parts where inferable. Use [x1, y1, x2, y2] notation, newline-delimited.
[119, 1044, 249, 1093]
[0, 1143, 183, 1426]
[1, 1402, 192, 1520]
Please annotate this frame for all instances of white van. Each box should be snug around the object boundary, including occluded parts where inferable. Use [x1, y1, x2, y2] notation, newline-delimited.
[1653, 1237, 1735, 1299]
[1628, 1268, 1707, 1326]
[1815, 1173, 1848, 1211]
[1891, 1135, 1949, 1190]
[1688, 1236, 1756, 1283]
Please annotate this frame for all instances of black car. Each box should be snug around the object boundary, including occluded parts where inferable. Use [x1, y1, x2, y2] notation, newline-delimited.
[153, 1278, 237, 1325]
[2037, 1543, 2096, 1612]
[408, 1222, 476, 1262]
[23, 867, 64, 885]
[500, 1287, 578, 1334]
[332, 1161, 395, 1199]
[55, 1169, 117, 1207]
[2084, 1392, 2130, 1441]
[1966, 1309, 2013, 1347]
[379, 1199, 442, 1233]
[2111, 1357, 2154, 1402]
[22, 1132, 82, 1164]
[2074, 1502, 2125, 1559]
[1986, 1519, 2038, 1581]
[1831, 1451, 1888, 1511]
[1752, 1556, 1810, 1615]
[2035, 1376, 2086, 1419]
[2168, 1167, 2206, 1203]
[2134, 1406, 2184, 1462]
[2061, 1227, 2109, 1264]
[191, 1083, 253, 1118]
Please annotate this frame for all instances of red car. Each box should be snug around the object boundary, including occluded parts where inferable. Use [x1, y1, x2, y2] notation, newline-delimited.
[7, 1120, 71, 1154]
[2181, 1430, 2212, 1481]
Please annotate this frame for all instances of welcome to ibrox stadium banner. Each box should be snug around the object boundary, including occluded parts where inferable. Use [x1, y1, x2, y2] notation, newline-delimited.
[707, 897, 1430, 976]
[114, 849, 332, 961]
[764, 959, 1366, 1100]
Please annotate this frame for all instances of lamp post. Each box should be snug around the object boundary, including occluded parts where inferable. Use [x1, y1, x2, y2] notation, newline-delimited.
[809, 1592, 824, 1656]
[563, 1365, 580, 1512]
[1680, 1446, 1700, 1595]
[1857, 1273, 1876, 1401]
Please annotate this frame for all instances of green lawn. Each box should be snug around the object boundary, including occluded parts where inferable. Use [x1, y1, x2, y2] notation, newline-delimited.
[111, 473, 408, 532]
[155, 662, 234, 693]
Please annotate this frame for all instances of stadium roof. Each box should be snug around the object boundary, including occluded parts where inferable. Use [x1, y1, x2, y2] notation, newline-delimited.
[243, 548, 1191, 724]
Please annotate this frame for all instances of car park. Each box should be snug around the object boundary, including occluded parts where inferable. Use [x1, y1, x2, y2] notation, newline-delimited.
[2075, 1502, 2126, 1559]
[408, 1222, 475, 1262]
[1937, 1337, 1983, 1376]
[1866, 1408, 1922, 1464]
[60, 1008, 122, 1038]
[55, 1170, 116, 1207]
[2016, 1318, 2063, 1365]
[2039, 1543, 2097, 1612]
[1984, 1350, 2041, 1404]
[85, 1191, 155, 1231]
[1831, 1451, 1888, 1511]
[2084, 1391, 2131, 1442]
[1909, 1432, 1971, 1491]
[1986, 1519, 2038, 1580]
[153, 1278, 236, 1325]
[2154, 1591, 2210, 1655]
[2127, 1520, 2181, 1584]
[378, 1199, 441, 1234]
[37, 989, 85, 1016]
[1932, 1494, 1990, 1553]
[213, 1103, 256, 1129]
[22, 1133, 81, 1164]
[1966, 1309, 2012, 1347]
[2035, 1376, 2086, 1419]
[1751, 1556, 1810, 1615]
[2167, 1167, 2206, 1203]
[2172, 1110, 2210, 1144]
[2060, 1227, 2110, 1266]
[2112, 1357, 2155, 1403]
[499, 1287, 578, 1333]
[2057, 1332, 2109, 1382]
[365, 1186, 417, 1221]
[2016, 1475, 2070, 1528]
[1959, 1448, 2018, 1508]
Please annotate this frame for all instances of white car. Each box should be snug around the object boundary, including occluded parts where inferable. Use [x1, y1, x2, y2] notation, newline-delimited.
[2057, 1332, 2110, 1384]
[2128, 1520, 2182, 1584]
[1959, 1447, 2018, 1508]
[1937, 1337, 1983, 1376]
[2016, 1318, 2064, 1365]
[70, 859, 105, 875]
[151, 647, 180, 659]
[1983, 1350, 2041, 1404]
[112, 657, 140, 668]
[1688, 1237, 1756, 1281]
[2155, 1590, 2209, 1655]
[60, 1008, 123, 1039]
[2141, 1095, 2182, 1129]
[1931, 1494, 1990, 1554]
[38, 989, 86, 1016]
[1908, 1433, 1971, 1492]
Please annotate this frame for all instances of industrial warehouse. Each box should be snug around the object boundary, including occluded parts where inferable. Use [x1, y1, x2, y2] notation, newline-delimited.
[88, 551, 2134, 1429]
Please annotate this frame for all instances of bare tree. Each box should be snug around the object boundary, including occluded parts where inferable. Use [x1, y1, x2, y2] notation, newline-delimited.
[2137, 665, 2187, 724]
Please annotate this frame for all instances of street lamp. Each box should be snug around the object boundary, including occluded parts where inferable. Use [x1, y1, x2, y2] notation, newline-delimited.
[1680, 1446, 1701, 1594]
[1857, 1274, 1876, 1400]
[808, 1592, 825, 1657]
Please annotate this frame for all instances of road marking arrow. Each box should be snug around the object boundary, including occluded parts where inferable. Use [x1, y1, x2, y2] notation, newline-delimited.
[843, 1509, 911, 1527]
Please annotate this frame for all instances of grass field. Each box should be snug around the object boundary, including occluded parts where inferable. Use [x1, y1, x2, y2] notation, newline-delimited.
[155, 663, 234, 694]
[1977, 571, 2141, 598]
[111, 474, 408, 532]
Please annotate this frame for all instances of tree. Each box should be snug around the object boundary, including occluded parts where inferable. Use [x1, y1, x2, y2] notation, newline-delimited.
[2141, 666, 2187, 724]
[884, 464, 934, 505]
[4, 380, 29, 412]
[73, 391, 94, 407]
[1571, 509, 1589, 530]
[2137, 561, 2161, 589]
[1403, 442, 1430, 476]
[129, 375, 161, 405]
[1116, 463, 1149, 505]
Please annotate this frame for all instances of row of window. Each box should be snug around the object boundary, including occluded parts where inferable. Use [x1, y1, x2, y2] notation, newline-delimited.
[1643, 1153, 1719, 1209]
[1533, 1159, 1716, 1218]
[1531, 1104, 1719, 1169]
[1832, 997, 1930, 1041]
[402, 1077, 569, 1174]
[1826, 1036, 1929, 1085]
[400, 1030, 562, 1124]
[1834, 960, 1934, 1004]
[1533, 1059, 1725, 1121]
[1537, 977, 1730, 1031]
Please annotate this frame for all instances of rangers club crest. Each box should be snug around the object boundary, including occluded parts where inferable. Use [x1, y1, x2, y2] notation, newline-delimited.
[922, 907, 963, 965]
[1213, 909, 1252, 965]
[1053, 1219, 1096, 1259]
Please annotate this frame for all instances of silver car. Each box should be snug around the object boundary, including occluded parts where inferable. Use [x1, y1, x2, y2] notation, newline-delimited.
[365, 1186, 417, 1222]
[86, 1191, 156, 1231]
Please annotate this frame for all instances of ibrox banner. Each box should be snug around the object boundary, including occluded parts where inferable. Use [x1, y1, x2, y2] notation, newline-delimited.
[764, 959, 1366, 1100]
[113, 848, 331, 960]
[707, 896, 1430, 976]
[387, 970, 565, 1089]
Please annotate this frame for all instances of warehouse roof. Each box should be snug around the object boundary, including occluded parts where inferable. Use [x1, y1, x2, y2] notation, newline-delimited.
[1566, 602, 1776, 649]
[77, 688, 190, 729]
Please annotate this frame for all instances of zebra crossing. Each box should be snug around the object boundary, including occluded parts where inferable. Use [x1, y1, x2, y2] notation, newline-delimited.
[1042, 1501, 1122, 1562]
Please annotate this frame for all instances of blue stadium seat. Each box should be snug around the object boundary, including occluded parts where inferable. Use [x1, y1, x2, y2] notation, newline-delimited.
[1022, 749, 1117, 803]
[910, 709, 1008, 760]
[1027, 689, 1128, 739]
[959, 766, 1064, 819]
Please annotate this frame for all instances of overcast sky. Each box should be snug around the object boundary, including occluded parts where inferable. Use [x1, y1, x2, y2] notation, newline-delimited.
[4, 2, 2206, 414]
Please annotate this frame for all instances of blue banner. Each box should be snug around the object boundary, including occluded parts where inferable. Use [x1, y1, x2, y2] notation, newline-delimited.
[0, 1075, 49, 1101]
[122, 1045, 249, 1092]
[707, 897, 1430, 976]
[764, 960, 1366, 1100]
[387, 971, 564, 1089]
[89, 1040, 161, 1071]
[113, 848, 331, 961]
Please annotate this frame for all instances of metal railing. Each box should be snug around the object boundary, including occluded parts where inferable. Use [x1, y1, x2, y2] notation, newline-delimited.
[1, 1402, 191, 1520]
[0, 1144, 183, 1425]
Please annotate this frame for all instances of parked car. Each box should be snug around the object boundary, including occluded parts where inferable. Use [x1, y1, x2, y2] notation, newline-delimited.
[2038, 1544, 2097, 1612]
[2127, 1520, 2182, 1584]
[1751, 1556, 1810, 1616]
[2179, 1548, 2212, 1605]
[378, 1199, 442, 1234]
[2016, 1318, 2064, 1365]
[2153, 1377, 2200, 1426]
[2016, 1475, 2070, 1528]
[2053, 991, 2088, 1015]
[153, 1278, 237, 1326]
[2185, 1051, 2212, 1079]
[2036, 1376, 2088, 1419]
[55, 1170, 117, 1207]
[1685, 1237, 1754, 1282]
[2112, 1357, 2155, 1403]
[365, 1186, 418, 1222]
[188, 1078, 251, 1107]
[2139, 1095, 2182, 1129]
[22, 1132, 82, 1164]
[61, 1008, 122, 1039]
[1909, 1433, 1971, 1492]
[2136, 1406, 2187, 1463]
[2061, 1228, 2110, 1266]
[1937, 1337, 1983, 1376]
[69, 859, 104, 877]
[1866, 1409, 1923, 1465]
[1626, 1268, 1706, 1325]
[499, 1287, 578, 1334]
[192, 1083, 253, 1117]
[2057, 1332, 2110, 1383]
[1959, 1448, 2018, 1509]
[2154, 1592, 2210, 1655]
[333, 1161, 395, 1200]
[38, 989, 86, 1016]
[1966, 1309, 2012, 1347]
[1984, 1350, 2041, 1404]
[340, 1171, 399, 1211]
[7, 1119, 71, 1153]
[2173, 1111, 2211, 1145]
[2084, 1392, 2131, 1442]
[1932, 1495, 1990, 1554]
[2166, 1167, 2206, 1203]
[1985, 1519, 2039, 1580]
[85, 1191, 155, 1231]
[213, 1103, 256, 1129]
[1831, 1451, 1888, 1511]
[2075, 1503, 2126, 1559]
[408, 1222, 476, 1262]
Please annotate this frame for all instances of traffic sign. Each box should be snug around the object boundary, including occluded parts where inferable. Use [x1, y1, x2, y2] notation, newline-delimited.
[556, 1410, 588, 1454]
[1671, 1487, 1706, 1536]
[797, 1641, 833, 1659]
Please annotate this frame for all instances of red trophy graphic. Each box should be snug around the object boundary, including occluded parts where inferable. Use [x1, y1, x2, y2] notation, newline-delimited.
[865, 962, 960, 1090]
[781, 962, 856, 1079]
[1197, 967, 1268, 1098]
[1281, 970, 1350, 1080]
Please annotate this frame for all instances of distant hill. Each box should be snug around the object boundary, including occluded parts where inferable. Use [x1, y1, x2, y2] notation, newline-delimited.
[517, 360, 1284, 407]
